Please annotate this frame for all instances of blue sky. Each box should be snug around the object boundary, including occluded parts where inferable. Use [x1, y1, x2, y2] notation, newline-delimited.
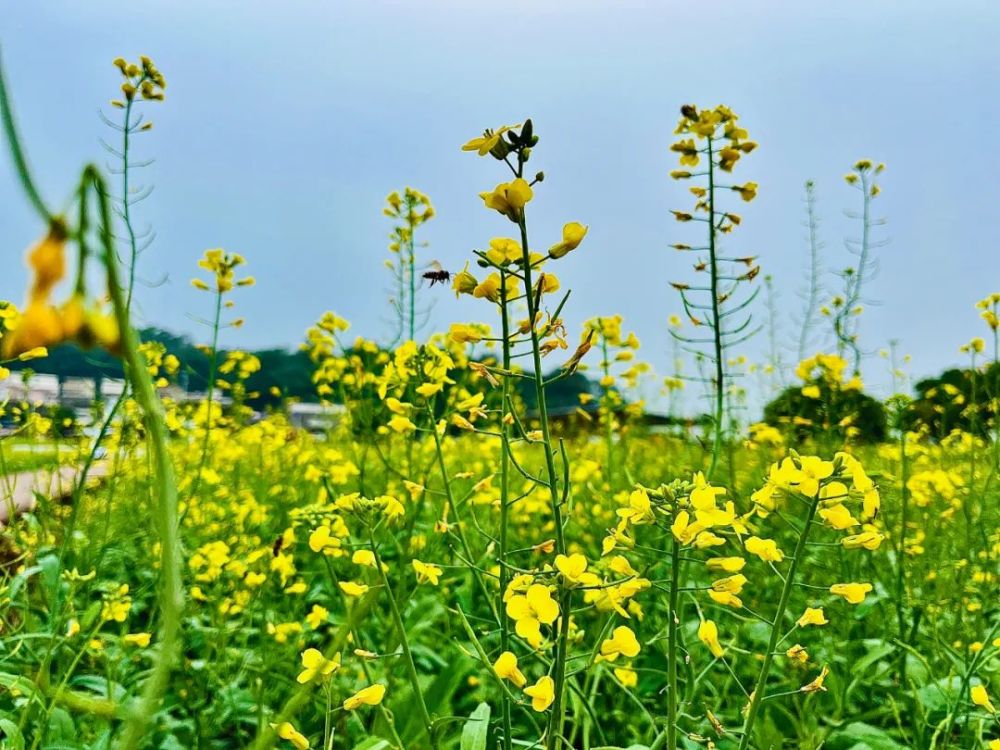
[2, 0, 998, 402]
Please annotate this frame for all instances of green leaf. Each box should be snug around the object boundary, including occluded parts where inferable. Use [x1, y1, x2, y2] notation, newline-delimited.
[353, 739, 392, 750]
[460, 702, 491, 750]
[851, 639, 896, 675]
[826, 721, 905, 750]
[916, 675, 963, 716]
[0, 718, 25, 750]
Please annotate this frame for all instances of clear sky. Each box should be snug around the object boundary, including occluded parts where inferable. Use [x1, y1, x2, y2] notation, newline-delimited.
[2, 1, 998, 403]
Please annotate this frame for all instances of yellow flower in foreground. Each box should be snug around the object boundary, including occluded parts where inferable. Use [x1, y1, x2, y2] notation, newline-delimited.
[744, 536, 784, 562]
[797, 456, 835, 497]
[352, 549, 376, 568]
[388, 415, 417, 434]
[800, 665, 829, 693]
[305, 604, 329, 629]
[796, 607, 829, 627]
[554, 553, 588, 584]
[505, 584, 559, 647]
[698, 619, 725, 658]
[270, 721, 309, 749]
[830, 582, 873, 605]
[842, 530, 884, 551]
[124, 632, 152, 648]
[493, 650, 527, 688]
[524, 675, 555, 712]
[343, 683, 386, 711]
[599, 626, 641, 662]
[819, 503, 858, 530]
[412, 559, 443, 585]
[786, 644, 809, 664]
[548, 222, 588, 259]
[972, 684, 996, 713]
[297, 648, 341, 684]
[614, 667, 637, 688]
[339, 581, 369, 597]
[706, 556, 745, 573]
[480, 178, 533, 221]
[461, 125, 513, 156]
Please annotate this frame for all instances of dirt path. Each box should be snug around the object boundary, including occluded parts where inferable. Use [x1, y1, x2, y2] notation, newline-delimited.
[0, 463, 108, 525]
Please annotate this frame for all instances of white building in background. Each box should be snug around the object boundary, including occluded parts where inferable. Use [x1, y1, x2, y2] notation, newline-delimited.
[288, 402, 345, 433]
[100, 379, 126, 400]
[0, 373, 60, 405]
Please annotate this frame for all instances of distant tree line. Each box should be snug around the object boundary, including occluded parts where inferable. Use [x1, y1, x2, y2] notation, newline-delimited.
[8, 328, 998, 440]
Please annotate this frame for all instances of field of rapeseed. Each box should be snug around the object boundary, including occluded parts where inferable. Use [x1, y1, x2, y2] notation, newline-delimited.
[0, 50, 998, 750]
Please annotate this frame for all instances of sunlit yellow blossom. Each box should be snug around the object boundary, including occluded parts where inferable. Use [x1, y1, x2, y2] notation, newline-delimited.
[698, 619, 725, 658]
[599, 626, 641, 662]
[297, 648, 340, 683]
[270, 722, 309, 750]
[493, 650, 527, 687]
[524, 675, 555, 712]
[343, 684, 386, 711]
[830, 582, 873, 604]
[797, 607, 828, 627]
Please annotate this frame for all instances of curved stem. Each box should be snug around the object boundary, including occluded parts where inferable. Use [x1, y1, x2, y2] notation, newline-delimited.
[737, 491, 819, 750]
[89, 166, 183, 750]
[705, 136, 725, 481]
[666, 531, 682, 749]
[0, 48, 52, 222]
[368, 526, 439, 748]
[498, 270, 514, 750]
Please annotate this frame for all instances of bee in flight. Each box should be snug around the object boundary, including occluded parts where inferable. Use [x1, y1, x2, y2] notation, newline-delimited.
[423, 261, 451, 286]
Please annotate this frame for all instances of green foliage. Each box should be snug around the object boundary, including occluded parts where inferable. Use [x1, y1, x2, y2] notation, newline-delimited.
[903, 362, 1000, 438]
[4, 327, 318, 410]
[763, 383, 887, 443]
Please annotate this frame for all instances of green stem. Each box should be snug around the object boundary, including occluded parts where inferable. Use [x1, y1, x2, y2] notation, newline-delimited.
[666, 531, 682, 749]
[408, 216, 416, 342]
[705, 136, 725, 482]
[737, 490, 820, 750]
[498, 270, 514, 750]
[0, 48, 53, 222]
[601, 332, 615, 484]
[89, 167, 183, 750]
[513, 155, 569, 749]
[249, 591, 376, 750]
[187, 288, 224, 503]
[368, 526, 438, 748]
[895, 423, 910, 684]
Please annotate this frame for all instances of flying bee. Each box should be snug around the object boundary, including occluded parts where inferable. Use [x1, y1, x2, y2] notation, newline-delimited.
[272, 535, 284, 557]
[423, 261, 451, 287]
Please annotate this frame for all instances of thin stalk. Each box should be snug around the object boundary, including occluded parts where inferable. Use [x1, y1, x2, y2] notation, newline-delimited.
[368, 526, 438, 748]
[187, 287, 224, 503]
[666, 531, 682, 749]
[120, 89, 143, 312]
[514, 155, 570, 748]
[498, 270, 514, 750]
[0, 48, 53, 223]
[408, 212, 416, 342]
[737, 490, 820, 750]
[600, 331, 615, 484]
[90, 166, 184, 750]
[706, 135, 725, 481]
[797, 181, 821, 363]
[895, 424, 910, 684]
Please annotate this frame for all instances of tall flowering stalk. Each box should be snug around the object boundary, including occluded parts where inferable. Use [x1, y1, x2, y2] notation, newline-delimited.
[457, 120, 590, 750]
[831, 159, 886, 375]
[667, 104, 760, 480]
[797, 180, 825, 363]
[383, 187, 435, 344]
[104, 55, 166, 312]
